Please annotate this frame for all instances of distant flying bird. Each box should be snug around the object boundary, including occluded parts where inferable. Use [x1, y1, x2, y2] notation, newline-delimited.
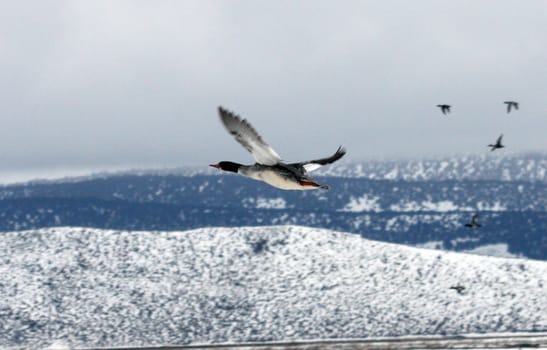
[450, 285, 466, 295]
[210, 107, 346, 190]
[488, 134, 505, 151]
[465, 214, 482, 229]
[504, 101, 519, 113]
[437, 104, 451, 115]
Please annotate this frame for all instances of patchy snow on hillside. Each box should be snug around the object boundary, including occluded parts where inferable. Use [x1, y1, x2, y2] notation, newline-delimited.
[476, 201, 508, 211]
[464, 244, 522, 259]
[389, 200, 473, 212]
[339, 194, 382, 212]
[243, 197, 288, 209]
[340, 198, 476, 213]
[316, 153, 547, 182]
[0, 226, 546, 349]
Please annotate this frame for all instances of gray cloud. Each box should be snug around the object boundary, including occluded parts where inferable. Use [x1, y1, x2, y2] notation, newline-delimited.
[0, 0, 546, 177]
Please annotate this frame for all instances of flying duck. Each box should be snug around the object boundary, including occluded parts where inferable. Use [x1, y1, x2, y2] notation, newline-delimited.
[464, 214, 481, 229]
[488, 134, 505, 151]
[504, 101, 519, 113]
[437, 104, 451, 115]
[210, 107, 346, 190]
[450, 285, 466, 295]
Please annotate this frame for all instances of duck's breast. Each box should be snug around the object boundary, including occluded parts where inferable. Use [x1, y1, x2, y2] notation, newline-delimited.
[241, 168, 315, 190]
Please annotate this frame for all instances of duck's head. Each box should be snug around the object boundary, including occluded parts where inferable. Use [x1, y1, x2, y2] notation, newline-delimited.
[209, 161, 242, 173]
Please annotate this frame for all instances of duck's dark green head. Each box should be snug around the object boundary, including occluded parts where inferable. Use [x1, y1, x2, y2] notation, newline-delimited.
[210, 161, 242, 173]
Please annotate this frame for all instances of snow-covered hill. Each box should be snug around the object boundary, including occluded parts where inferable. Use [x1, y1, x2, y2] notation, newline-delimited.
[1, 226, 545, 349]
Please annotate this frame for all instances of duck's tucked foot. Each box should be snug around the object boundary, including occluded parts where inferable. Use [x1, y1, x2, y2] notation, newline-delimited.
[319, 184, 330, 190]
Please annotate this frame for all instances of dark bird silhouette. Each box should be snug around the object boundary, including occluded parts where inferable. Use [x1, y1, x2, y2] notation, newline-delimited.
[504, 101, 519, 113]
[450, 285, 466, 295]
[488, 134, 505, 151]
[465, 214, 482, 229]
[210, 107, 346, 190]
[437, 104, 451, 115]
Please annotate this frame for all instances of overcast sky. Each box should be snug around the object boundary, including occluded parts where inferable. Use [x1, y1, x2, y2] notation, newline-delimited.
[1, 1, 546, 181]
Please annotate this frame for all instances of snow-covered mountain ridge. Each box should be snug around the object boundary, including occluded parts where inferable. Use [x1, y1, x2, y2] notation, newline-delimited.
[3, 152, 543, 186]
[316, 153, 546, 181]
[196, 152, 546, 181]
[1, 225, 545, 349]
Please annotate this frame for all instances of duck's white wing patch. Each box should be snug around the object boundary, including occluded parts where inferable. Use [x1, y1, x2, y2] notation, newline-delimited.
[218, 107, 282, 166]
[294, 146, 346, 173]
[303, 163, 323, 172]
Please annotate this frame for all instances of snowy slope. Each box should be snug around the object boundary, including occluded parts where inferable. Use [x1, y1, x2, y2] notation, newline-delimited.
[0, 226, 546, 349]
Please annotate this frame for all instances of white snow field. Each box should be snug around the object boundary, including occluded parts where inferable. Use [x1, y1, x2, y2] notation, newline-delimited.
[0, 225, 546, 349]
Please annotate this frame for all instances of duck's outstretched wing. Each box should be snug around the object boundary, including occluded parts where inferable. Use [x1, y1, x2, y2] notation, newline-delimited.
[496, 134, 503, 144]
[471, 214, 479, 225]
[218, 106, 282, 166]
[290, 146, 346, 173]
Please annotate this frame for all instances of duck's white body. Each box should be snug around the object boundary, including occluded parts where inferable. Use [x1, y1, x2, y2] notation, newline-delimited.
[239, 166, 319, 190]
[211, 107, 345, 190]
